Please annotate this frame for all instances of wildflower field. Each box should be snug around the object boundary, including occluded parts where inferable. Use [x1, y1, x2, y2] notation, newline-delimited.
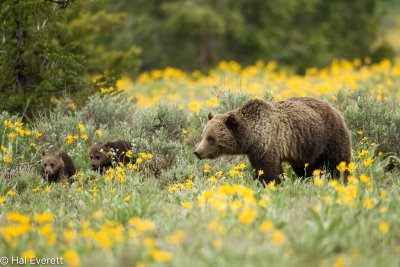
[1, 59, 400, 267]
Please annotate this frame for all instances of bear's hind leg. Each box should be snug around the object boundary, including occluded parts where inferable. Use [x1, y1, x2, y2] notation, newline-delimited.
[323, 147, 351, 180]
[249, 156, 282, 185]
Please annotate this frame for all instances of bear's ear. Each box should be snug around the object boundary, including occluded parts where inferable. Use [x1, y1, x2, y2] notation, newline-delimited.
[103, 141, 110, 148]
[208, 112, 214, 120]
[225, 114, 238, 130]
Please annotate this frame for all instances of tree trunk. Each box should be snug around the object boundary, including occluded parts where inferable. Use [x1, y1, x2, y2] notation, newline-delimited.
[13, 0, 25, 93]
[197, 34, 211, 69]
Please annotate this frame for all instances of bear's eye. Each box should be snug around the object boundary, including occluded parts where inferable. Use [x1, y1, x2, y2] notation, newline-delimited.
[207, 136, 216, 144]
[44, 163, 47, 167]
[50, 163, 54, 168]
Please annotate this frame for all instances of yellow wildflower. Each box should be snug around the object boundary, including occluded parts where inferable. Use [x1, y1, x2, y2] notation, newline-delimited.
[336, 162, 347, 173]
[334, 256, 346, 267]
[4, 120, 14, 128]
[66, 135, 75, 145]
[8, 132, 15, 140]
[151, 249, 172, 262]
[89, 187, 99, 197]
[312, 169, 321, 176]
[363, 157, 373, 167]
[360, 174, 372, 186]
[363, 198, 374, 209]
[182, 202, 193, 209]
[77, 124, 85, 132]
[1, 145, 9, 154]
[347, 162, 357, 173]
[34, 212, 54, 224]
[238, 208, 257, 225]
[314, 177, 323, 187]
[378, 221, 389, 234]
[271, 230, 286, 245]
[124, 195, 131, 202]
[35, 131, 43, 138]
[212, 238, 223, 248]
[267, 181, 276, 191]
[63, 249, 80, 267]
[166, 230, 186, 244]
[259, 220, 274, 232]
[123, 150, 132, 158]
[3, 156, 12, 163]
[22, 250, 36, 259]
[44, 185, 51, 193]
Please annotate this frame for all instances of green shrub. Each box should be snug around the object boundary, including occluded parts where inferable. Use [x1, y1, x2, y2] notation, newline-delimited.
[334, 89, 400, 156]
[79, 94, 135, 129]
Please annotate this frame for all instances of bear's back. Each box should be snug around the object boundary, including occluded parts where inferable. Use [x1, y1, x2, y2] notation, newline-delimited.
[276, 97, 342, 128]
[273, 97, 348, 162]
[60, 152, 76, 177]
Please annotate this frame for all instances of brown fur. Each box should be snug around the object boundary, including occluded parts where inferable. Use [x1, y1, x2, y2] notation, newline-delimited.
[41, 151, 76, 183]
[88, 140, 133, 172]
[194, 97, 352, 184]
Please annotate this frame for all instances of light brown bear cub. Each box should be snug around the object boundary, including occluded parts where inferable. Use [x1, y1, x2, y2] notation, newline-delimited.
[41, 151, 76, 183]
[88, 140, 133, 172]
[194, 97, 351, 184]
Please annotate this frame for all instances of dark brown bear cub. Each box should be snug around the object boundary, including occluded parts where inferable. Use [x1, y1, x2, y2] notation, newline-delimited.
[194, 97, 352, 184]
[41, 151, 76, 183]
[88, 140, 133, 172]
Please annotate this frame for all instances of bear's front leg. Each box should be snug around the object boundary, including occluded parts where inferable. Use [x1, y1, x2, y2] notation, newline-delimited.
[248, 155, 282, 185]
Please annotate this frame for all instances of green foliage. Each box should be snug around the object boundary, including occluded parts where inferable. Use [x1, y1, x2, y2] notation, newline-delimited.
[85, 0, 392, 72]
[334, 89, 400, 156]
[0, 0, 91, 116]
[215, 90, 253, 113]
[66, 5, 141, 76]
[1, 93, 399, 266]
[79, 94, 134, 129]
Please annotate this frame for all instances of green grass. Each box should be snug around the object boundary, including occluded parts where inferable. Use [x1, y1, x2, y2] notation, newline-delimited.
[0, 92, 399, 267]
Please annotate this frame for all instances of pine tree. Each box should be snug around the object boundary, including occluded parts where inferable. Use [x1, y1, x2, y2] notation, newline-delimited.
[0, 0, 89, 115]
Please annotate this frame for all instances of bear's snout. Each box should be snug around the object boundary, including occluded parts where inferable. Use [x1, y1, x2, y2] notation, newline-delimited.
[193, 151, 202, 159]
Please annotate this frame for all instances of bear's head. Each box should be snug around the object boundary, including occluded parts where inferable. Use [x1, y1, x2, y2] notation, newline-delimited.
[88, 142, 112, 170]
[41, 152, 64, 177]
[194, 112, 241, 160]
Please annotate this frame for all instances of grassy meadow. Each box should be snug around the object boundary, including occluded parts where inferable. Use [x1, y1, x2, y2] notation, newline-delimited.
[1, 59, 400, 267]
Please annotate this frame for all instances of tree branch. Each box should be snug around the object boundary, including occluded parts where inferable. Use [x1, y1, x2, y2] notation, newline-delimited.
[46, 0, 72, 9]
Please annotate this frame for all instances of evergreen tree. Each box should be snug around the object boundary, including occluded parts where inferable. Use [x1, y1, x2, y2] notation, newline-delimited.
[65, 0, 141, 77]
[0, 0, 89, 115]
[94, 0, 392, 72]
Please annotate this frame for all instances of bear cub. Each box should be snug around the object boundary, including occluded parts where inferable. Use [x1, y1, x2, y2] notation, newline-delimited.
[41, 151, 76, 183]
[88, 140, 133, 172]
[194, 97, 352, 184]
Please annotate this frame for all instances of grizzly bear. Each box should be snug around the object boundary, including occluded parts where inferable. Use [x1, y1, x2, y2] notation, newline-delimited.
[194, 97, 352, 184]
[88, 140, 133, 172]
[41, 151, 76, 183]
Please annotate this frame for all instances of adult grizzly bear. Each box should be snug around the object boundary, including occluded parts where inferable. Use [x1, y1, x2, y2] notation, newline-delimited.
[194, 97, 351, 184]
[88, 140, 133, 172]
[41, 151, 76, 183]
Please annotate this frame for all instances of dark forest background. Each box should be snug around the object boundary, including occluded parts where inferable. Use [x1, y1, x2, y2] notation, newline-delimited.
[0, 0, 399, 115]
